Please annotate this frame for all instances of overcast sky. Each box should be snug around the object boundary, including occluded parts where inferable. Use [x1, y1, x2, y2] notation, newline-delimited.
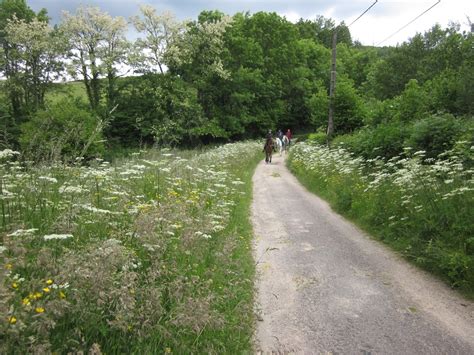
[28, 0, 474, 46]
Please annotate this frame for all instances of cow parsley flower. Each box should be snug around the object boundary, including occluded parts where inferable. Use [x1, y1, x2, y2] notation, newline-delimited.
[43, 234, 73, 241]
[38, 176, 58, 183]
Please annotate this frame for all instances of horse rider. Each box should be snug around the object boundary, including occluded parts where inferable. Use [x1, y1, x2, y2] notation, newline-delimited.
[277, 129, 283, 141]
[286, 129, 292, 145]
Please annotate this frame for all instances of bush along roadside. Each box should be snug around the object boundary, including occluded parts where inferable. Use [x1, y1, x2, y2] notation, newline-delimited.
[288, 142, 474, 298]
[0, 142, 261, 354]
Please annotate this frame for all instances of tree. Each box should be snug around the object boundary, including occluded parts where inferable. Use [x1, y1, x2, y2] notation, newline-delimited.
[397, 79, 430, 122]
[0, 0, 42, 118]
[131, 5, 182, 74]
[308, 81, 329, 130]
[165, 10, 233, 137]
[5, 16, 65, 111]
[166, 10, 233, 81]
[333, 77, 366, 134]
[61, 6, 129, 112]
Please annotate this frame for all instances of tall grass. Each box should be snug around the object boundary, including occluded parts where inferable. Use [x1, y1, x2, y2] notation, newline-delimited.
[0, 142, 261, 353]
[288, 142, 474, 297]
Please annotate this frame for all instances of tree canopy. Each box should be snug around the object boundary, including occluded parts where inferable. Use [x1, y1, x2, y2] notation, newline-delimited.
[0, 1, 472, 158]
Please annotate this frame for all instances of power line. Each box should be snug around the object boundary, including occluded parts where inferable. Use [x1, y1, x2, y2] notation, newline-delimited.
[348, 0, 379, 28]
[377, 0, 441, 46]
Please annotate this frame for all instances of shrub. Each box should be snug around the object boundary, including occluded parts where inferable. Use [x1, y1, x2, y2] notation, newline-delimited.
[365, 97, 399, 126]
[307, 132, 328, 145]
[307, 84, 329, 131]
[396, 79, 430, 122]
[333, 121, 408, 160]
[333, 78, 367, 134]
[451, 119, 474, 167]
[19, 98, 104, 162]
[405, 113, 463, 159]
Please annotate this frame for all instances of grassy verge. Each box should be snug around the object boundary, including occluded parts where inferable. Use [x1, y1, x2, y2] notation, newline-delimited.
[0, 142, 261, 353]
[287, 143, 474, 299]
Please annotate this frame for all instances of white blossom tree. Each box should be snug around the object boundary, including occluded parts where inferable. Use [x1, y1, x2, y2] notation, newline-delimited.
[61, 6, 129, 111]
[5, 16, 65, 111]
[167, 13, 233, 80]
[131, 5, 182, 74]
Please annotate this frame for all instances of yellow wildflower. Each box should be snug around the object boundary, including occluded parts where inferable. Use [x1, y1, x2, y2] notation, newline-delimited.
[33, 292, 42, 299]
[12, 282, 18, 289]
[22, 298, 31, 306]
[43, 287, 50, 293]
[46, 279, 53, 285]
[59, 291, 66, 299]
[5, 263, 12, 270]
[35, 307, 45, 313]
[8, 316, 17, 324]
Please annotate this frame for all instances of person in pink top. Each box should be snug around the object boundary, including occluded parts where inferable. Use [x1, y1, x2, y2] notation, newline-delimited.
[286, 129, 292, 145]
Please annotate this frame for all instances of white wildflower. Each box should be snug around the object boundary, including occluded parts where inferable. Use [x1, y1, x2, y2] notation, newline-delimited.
[0, 149, 20, 160]
[38, 176, 58, 183]
[59, 185, 84, 194]
[7, 228, 38, 237]
[43, 234, 73, 240]
[79, 204, 122, 215]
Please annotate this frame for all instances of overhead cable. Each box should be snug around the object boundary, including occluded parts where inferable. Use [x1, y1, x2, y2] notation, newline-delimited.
[347, 0, 379, 28]
[377, 0, 441, 46]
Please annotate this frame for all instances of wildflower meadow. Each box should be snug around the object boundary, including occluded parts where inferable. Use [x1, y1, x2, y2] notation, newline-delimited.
[0, 142, 261, 353]
[288, 142, 474, 297]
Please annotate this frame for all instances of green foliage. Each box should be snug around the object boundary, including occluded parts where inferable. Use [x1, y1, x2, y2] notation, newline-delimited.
[396, 79, 430, 122]
[307, 132, 328, 145]
[295, 16, 351, 48]
[451, 122, 474, 167]
[0, 0, 50, 119]
[0, 4, 471, 162]
[0, 91, 15, 148]
[333, 121, 408, 159]
[364, 97, 399, 126]
[455, 55, 474, 115]
[424, 70, 458, 114]
[19, 98, 104, 161]
[109, 74, 210, 147]
[405, 113, 464, 159]
[308, 81, 329, 130]
[333, 77, 366, 134]
[366, 24, 472, 109]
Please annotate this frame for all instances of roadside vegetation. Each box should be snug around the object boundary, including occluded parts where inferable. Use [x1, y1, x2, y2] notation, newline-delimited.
[0, 0, 473, 350]
[288, 142, 474, 298]
[1, 142, 261, 353]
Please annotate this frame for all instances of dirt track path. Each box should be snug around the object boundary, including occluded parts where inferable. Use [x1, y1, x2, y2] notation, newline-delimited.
[251, 154, 474, 354]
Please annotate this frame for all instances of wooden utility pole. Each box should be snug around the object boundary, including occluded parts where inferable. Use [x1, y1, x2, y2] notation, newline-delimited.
[327, 29, 337, 139]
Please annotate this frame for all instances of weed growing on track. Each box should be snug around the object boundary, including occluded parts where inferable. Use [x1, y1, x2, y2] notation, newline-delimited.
[0, 142, 261, 353]
[288, 142, 474, 297]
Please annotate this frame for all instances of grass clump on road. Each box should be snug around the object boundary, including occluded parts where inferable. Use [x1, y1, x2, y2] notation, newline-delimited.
[288, 142, 474, 298]
[0, 142, 261, 353]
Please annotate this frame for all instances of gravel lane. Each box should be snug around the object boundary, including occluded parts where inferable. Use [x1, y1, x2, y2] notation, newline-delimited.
[252, 154, 474, 354]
